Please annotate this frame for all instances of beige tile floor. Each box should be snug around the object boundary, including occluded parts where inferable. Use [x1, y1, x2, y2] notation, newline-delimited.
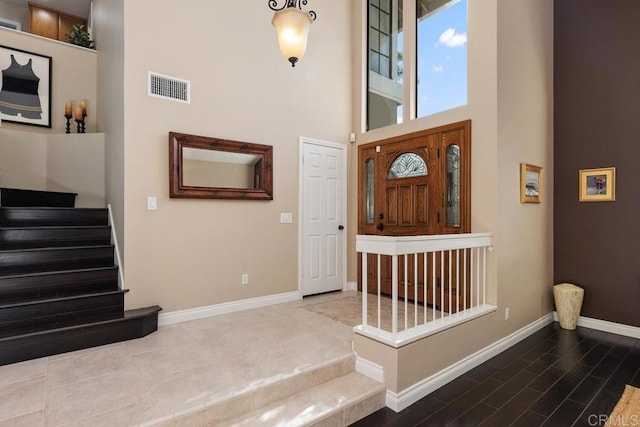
[0, 291, 363, 427]
[0, 291, 431, 426]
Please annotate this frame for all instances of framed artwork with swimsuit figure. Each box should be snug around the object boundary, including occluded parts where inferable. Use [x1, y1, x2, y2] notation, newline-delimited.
[0, 45, 52, 128]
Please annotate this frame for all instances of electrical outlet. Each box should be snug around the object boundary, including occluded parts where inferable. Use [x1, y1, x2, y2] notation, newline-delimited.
[505, 307, 510, 320]
[280, 213, 293, 224]
[241, 274, 249, 285]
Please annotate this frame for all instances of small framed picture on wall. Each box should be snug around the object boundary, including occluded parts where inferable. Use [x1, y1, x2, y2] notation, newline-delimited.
[520, 163, 543, 203]
[579, 167, 616, 202]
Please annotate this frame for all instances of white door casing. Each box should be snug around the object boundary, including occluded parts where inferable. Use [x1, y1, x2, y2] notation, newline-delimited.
[299, 138, 346, 296]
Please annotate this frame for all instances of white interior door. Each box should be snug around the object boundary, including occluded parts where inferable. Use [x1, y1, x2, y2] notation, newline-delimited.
[300, 139, 346, 296]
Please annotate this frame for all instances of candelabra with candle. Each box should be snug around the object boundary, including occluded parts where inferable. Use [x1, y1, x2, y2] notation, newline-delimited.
[64, 101, 73, 134]
[79, 101, 87, 133]
[74, 102, 87, 133]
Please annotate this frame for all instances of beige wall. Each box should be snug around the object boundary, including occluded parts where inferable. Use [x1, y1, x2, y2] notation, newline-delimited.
[496, 0, 554, 335]
[93, 0, 125, 262]
[0, 4, 28, 31]
[352, 0, 554, 393]
[0, 27, 97, 133]
[47, 133, 105, 207]
[0, 128, 105, 207]
[118, 1, 352, 311]
[0, 129, 47, 190]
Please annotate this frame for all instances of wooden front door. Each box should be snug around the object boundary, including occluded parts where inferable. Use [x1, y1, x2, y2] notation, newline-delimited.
[358, 121, 471, 311]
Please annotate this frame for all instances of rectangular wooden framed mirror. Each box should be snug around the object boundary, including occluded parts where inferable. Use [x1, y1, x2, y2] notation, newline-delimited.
[169, 132, 273, 200]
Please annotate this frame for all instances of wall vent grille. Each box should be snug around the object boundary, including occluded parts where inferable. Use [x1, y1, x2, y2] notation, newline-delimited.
[148, 72, 190, 104]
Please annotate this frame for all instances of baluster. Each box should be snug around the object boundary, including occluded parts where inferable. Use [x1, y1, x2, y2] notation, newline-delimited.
[432, 251, 436, 322]
[414, 253, 418, 328]
[377, 254, 381, 329]
[456, 249, 460, 314]
[448, 250, 452, 318]
[404, 255, 408, 331]
[392, 254, 398, 336]
[463, 248, 467, 312]
[362, 252, 368, 327]
[440, 250, 445, 320]
[423, 252, 427, 325]
[483, 247, 487, 306]
[476, 247, 481, 308]
[470, 248, 475, 309]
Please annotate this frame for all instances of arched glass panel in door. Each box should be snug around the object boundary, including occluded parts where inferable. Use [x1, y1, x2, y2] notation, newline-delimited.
[387, 153, 428, 179]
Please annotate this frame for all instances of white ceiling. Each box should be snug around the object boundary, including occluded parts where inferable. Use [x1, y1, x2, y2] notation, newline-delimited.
[1, 0, 91, 20]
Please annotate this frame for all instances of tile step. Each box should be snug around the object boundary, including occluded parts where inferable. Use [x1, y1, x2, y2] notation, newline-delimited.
[150, 354, 386, 427]
[221, 372, 386, 427]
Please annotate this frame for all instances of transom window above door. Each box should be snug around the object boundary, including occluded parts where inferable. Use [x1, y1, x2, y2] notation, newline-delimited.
[367, 0, 468, 131]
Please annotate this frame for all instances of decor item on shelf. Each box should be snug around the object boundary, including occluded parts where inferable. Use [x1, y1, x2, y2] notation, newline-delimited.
[64, 101, 72, 133]
[268, 0, 316, 67]
[73, 101, 87, 133]
[0, 45, 52, 128]
[65, 24, 93, 49]
[520, 163, 542, 203]
[579, 167, 615, 202]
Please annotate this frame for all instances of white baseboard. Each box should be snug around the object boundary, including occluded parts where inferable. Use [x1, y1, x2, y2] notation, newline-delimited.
[385, 313, 555, 412]
[356, 356, 384, 383]
[158, 291, 302, 327]
[344, 281, 357, 291]
[553, 312, 640, 339]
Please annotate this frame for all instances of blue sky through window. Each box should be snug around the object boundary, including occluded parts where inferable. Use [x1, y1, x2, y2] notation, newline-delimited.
[416, 0, 468, 118]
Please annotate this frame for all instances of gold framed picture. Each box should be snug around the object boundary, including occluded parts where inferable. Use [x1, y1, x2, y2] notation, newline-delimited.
[520, 163, 542, 203]
[579, 167, 616, 202]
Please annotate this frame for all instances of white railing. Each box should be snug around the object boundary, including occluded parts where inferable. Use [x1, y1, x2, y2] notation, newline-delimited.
[355, 233, 496, 348]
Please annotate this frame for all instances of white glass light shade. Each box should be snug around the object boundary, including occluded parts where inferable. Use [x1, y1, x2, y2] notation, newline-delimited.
[271, 8, 313, 67]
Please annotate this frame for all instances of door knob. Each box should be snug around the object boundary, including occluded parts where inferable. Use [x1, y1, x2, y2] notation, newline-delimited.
[376, 223, 384, 231]
[338, 225, 344, 230]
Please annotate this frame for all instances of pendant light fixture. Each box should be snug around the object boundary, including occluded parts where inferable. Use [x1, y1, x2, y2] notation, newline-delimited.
[268, 0, 317, 67]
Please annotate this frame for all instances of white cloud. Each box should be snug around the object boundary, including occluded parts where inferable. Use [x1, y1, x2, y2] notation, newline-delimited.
[432, 65, 444, 72]
[437, 28, 467, 48]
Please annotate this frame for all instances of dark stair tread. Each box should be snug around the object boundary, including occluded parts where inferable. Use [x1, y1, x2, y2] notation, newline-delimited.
[0, 308, 125, 340]
[0, 245, 115, 274]
[0, 305, 162, 344]
[0, 226, 111, 248]
[0, 207, 109, 226]
[0, 266, 118, 280]
[0, 188, 78, 208]
[0, 241, 112, 250]
[0, 207, 104, 211]
[0, 244, 114, 254]
[0, 306, 161, 365]
[0, 289, 129, 309]
[0, 225, 110, 230]
[0, 267, 119, 303]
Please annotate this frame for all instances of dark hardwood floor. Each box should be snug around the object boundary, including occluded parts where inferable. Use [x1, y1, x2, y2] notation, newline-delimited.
[352, 322, 640, 426]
